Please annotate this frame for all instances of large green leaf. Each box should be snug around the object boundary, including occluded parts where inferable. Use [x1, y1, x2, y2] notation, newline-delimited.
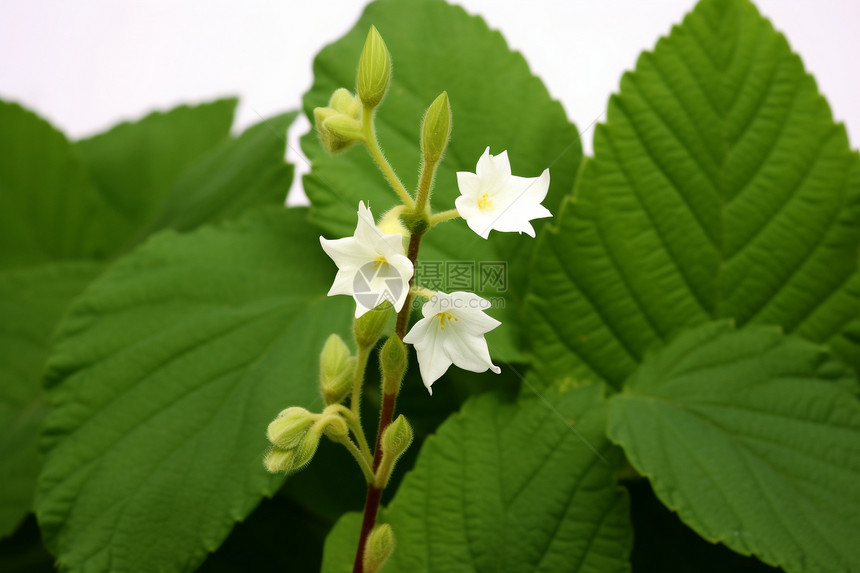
[36, 207, 353, 572]
[76, 98, 237, 236]
[322, 386, 632, 572]
[0, 101, 121, 537]
[0, 263, 103, 537]
[302, 0, 582, 362]
[0, 99, 298, 541]
[146, 112, 297, 234]
[607, 321, 860, 573]
[0, 101, 123, 269]
[526, 0, 860, 389]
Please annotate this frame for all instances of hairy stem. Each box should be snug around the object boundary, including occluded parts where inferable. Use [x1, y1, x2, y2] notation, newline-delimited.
[428, 208, 461, 226]
[413, 158, 438, 214]
[362, 107, 414, 208]
[334, 434, 375, 484]
[353, 231, 423, 573]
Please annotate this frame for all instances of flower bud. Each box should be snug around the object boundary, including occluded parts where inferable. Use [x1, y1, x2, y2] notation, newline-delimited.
[292, 426, 322, 470]
[356, 26, 391, 108]
[381, 415, 413, 463]
[420, 91, 452, 164]
[320, 334, 355, 405]
[322, 114, 363, 142]
[380, 335, 407, 395]
[378, 207, 408, 237]
[375, 414, 413, 487]
[320, 412, 350, 441]
[329, 88, 361, 118]
[317, 114, 364, 154]
[354, 304, 392, 348]
[263, 447, 296, 473]
[266, 406, 316, 450]
[363, 523, 395, 573]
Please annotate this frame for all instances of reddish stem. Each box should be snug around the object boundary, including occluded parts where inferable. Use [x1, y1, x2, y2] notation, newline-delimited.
[352, 231, 422, 573]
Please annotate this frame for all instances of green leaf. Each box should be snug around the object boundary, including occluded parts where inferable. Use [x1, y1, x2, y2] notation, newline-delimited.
[36, 207, 353, 572]
[0, 100, 121, 537]
[1, 99, 297, 540]
[0, 263, 103, 537]
[76, 98, 237, 236]
[626, 481, 780, 573]
[146, 112, 297, 234]
[302, 0, 582, 362]
[607, 321, 860, 573]
[0, 101, 123, 269]
[526, 0, 860, 389]
[322, 387, 632, 572]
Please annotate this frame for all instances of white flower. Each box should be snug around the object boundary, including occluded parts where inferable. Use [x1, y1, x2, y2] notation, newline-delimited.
[403, 291, 501, 394]
[455, 147, 551, 239]
[320, 201, 413, 318]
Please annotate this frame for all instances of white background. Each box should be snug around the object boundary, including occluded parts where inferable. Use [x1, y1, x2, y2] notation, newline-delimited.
[2, 1, 857, 202]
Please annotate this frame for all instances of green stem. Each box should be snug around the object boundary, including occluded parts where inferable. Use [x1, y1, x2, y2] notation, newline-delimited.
[350, 346, 371, 418]
[349, 345, 373, 458]
[428, 208, 460, 226]
[333, 434, 375, 484]
[362, 106, 414, 208]
[413, 158, 438, 214]
[328, 404, 373, 463]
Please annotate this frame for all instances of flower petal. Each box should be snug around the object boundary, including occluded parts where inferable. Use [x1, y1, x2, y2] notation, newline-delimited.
[404, 316, 452, 393]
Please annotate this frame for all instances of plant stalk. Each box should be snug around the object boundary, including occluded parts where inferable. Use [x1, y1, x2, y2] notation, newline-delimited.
[352, 231, 423, 573]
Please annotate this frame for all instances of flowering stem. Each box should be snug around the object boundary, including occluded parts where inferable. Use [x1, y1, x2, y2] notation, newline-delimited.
[353, 231, 423, 573]
[395, 232, 423, 337]
[362, 106, 414, 208]
[414, 158, 438, 214]
[428, 208, 460, 226]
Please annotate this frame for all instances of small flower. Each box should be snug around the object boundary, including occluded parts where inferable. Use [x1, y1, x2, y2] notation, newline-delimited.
[403, 291, 501, 394]
[320, 202, 413, 318]
[455, 147, 551, 239]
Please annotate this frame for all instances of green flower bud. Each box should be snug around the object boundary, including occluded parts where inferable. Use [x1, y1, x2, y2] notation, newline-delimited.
[263, 447, 296, 473]
[375, 415, 413, 487]
[329, 87, 361, 118]
[380, 335, 407, 395]
[321, 413, 350, 441]
[323, 114, 363, 142]
[354, 304, 392, 348]
[377, 207, 409, 237]
[313, 105, 338, 127]
[316, 113, 364, 154]
[293, 426, 322, 470]
[363, 523, 395, 573]
[266, 406, 316, 450]
[320, 334, 355, 405]
[420, 91, 452, 164]
[356, 26, 391, 108]
[381, 414, 413, 463]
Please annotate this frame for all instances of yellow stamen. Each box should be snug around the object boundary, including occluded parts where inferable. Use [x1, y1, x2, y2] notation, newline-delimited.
[436, 312, 458, 330]
[478, 193, 493, 211]
[373, 256, 387, 268]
